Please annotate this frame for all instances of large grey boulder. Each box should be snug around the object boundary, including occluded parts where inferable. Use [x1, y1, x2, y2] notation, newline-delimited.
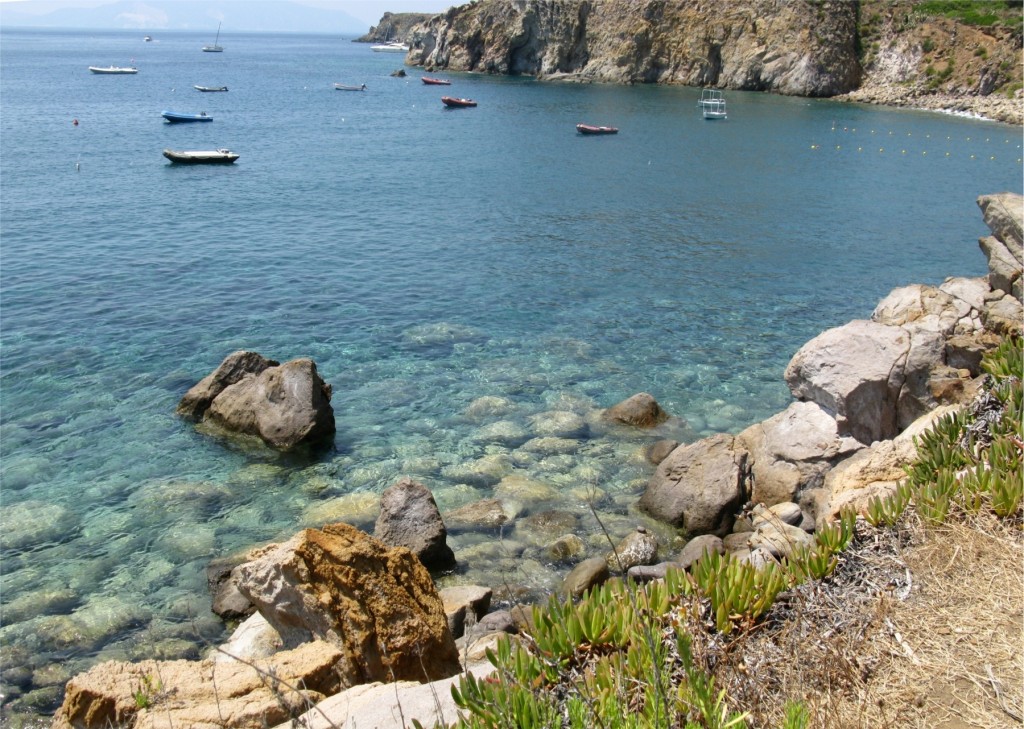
[374, 477, 456, 572]
[821, 405, 961, 523]
[638, 434, 747, 536]
[176, 351, 279, 421]
[977, 193, 1023, 301]
[784, 320, 911, 445]
[978, 193, 1023, 255]
[179, 352, 335, 451]
[983, 291, 1024, 337]
[872, 284, 978, 337]
[736, 401, 862, 508]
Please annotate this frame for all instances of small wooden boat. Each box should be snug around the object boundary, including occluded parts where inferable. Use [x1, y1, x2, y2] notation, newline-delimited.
[422, 76, 451, 85]
[441, 96, 476, 108]
[194, 85, 228, 92]
[89, 65, 137, 74]
[334, 83, 367, 91]
[162, 110, 212, 123]
[163, 148, 238, 164]
[576, 123, 618, 135]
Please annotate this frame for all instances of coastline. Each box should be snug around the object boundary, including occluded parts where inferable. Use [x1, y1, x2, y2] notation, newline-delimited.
[836, 87, 1024, 126]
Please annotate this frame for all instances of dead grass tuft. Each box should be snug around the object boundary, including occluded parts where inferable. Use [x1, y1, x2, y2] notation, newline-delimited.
[825, 513, 1024, 729]
[680, 511, 1023, 729]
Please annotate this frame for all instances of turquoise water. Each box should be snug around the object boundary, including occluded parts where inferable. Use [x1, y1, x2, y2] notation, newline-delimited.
[1, 27, 1021, 719]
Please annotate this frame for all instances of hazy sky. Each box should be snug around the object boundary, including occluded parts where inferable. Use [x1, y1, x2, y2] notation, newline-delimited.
[0, 0, 451, 27]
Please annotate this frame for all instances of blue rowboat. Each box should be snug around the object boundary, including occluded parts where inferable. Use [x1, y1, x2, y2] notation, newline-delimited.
[162, 110, 212, 123]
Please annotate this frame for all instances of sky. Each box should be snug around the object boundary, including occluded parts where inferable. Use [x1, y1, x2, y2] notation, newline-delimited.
[0, 0, 451, 28]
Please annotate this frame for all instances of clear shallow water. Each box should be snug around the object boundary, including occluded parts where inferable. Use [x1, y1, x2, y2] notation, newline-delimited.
[1, 27, 1021, 718]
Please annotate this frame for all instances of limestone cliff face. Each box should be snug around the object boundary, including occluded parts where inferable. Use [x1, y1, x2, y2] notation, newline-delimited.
[409, 0, 861, 96]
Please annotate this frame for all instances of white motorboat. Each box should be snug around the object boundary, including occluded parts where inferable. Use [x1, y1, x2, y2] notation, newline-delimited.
[371, 41, 408, 53]
[89, 65, 138, 74]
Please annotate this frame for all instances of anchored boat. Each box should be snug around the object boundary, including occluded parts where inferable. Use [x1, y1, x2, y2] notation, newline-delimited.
[576, 123, 618, 135]
[89, 65, 137, 74]
[441, 96, 477, 108]
[161, 110, 212, 123]
[163, 148, 238, 164]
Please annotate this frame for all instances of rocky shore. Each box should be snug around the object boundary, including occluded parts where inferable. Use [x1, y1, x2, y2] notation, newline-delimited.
[50, 193, 1022, 728]
[394, 0, 1022, 125]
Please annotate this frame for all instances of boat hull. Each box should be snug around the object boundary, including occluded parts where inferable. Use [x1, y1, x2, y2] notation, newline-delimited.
[441, 96, 477, 108]
[422, 77, 451, 85]
[576, 124, 618, 135]
[371, 43, 408, 53]
[194, 86, 228, 92]
[89, 66, 137, 74]
[163, 149, 238, 164]
[334, 84, 366, 91]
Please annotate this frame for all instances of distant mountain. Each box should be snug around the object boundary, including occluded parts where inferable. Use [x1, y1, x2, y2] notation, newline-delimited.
[0, 1, 369, 33]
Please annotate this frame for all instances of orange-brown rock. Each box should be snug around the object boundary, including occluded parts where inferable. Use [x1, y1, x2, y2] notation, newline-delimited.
[52, 641, 343, 729]
[234, 523, 462, 687]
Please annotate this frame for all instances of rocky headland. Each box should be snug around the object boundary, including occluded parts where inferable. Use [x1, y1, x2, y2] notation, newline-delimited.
[354, 11, 434, 44]
[50, 192, 1023, 728]
[393, 0, 1022, 124]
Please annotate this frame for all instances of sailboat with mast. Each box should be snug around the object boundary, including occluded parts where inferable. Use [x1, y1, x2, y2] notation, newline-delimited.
[202, 23, 224, 52]
[370, 24, 408, 53]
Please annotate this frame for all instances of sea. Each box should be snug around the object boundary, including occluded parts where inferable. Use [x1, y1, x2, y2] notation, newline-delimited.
[1, 27, 1021, 722]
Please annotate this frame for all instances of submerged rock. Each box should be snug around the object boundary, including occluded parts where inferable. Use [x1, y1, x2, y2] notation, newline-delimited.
[603, 392, 670, 428]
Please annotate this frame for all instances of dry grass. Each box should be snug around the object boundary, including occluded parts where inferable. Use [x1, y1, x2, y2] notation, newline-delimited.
[826, 513, 1024, 729]
[679, 510, 1024, 729]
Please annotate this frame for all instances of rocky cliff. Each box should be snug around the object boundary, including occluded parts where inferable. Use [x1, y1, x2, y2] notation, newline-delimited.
[400, 0, 1022, 123]
[409, 0, 860, 96]
[841, 0, 1023, 124]
[355, 12, 433, 43]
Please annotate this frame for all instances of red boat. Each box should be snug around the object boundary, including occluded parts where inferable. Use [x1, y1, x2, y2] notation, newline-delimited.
[576, 123, 618, 135]
[422, 76, 451, 85]
[442, 96, 477, 108]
